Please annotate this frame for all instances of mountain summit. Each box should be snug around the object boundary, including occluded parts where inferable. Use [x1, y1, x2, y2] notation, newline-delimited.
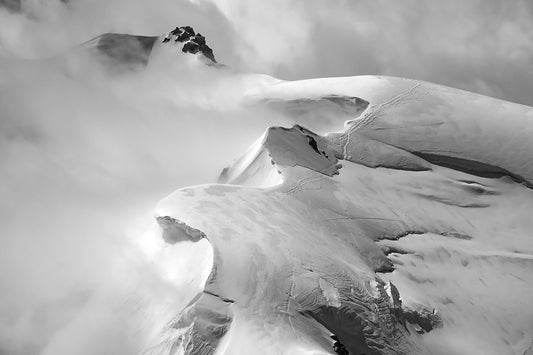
[162, 26, 217, 64]
[81, 25, 217, 69]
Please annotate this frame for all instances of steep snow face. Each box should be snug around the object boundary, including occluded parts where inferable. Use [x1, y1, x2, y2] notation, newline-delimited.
[153, 76, 533, 355]
[217, 131, 284, 188]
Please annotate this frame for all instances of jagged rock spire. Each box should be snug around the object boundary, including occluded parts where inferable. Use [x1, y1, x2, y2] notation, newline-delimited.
[162, 26, 217, 64]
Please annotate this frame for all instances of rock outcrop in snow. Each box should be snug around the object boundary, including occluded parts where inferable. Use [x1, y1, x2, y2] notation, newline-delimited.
[162, 26, 217, 64]
[81, 25, 218, 69]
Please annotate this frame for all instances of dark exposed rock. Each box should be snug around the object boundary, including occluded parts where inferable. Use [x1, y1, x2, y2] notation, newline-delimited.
[331, 334, 350, 355]
[300, 277, 412, 355]
[307, 135, 322, 155]
[195, 33, 206, 45]
[157, 215, 206, 243]
[403, 308, 442, 334]
[182, 40, 200, 54]
[176, 28, 195, 42]
[170, 25, 195, 41]
[384, 282, 441, 335]
[162, 26, 217, 63]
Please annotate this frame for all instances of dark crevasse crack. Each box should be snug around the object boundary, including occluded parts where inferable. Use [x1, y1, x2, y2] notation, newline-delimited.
[413, 152, 533, 189]
[203, 290, 235, 304]
[307, 135, 322, 155]
[387, 230, 427, 241]
[440, 231, 471, 240]
[380, 245, 412, 256]
[377, 231, 471, 273]
[304, 131, 330, 158]
[380, 230, 471, 241]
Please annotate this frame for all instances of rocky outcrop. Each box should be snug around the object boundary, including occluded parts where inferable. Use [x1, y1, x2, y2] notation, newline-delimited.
[162, 26, 217, 64]
[80, 25, 218, 69]
[157, 216, 207, 244]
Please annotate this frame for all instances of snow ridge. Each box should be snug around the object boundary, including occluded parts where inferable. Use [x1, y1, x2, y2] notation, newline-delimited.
[153, 76, 533, 354]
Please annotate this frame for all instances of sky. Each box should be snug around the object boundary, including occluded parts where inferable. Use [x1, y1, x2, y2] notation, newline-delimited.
[0, 1, 532, 355]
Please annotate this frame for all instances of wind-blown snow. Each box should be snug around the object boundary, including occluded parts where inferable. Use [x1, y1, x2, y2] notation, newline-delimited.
[154, 75, 533, 355]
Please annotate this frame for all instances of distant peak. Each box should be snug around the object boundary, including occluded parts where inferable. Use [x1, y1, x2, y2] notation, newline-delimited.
[162, 26, 217, 64]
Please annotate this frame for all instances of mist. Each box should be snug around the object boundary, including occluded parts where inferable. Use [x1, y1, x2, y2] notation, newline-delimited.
[209, 0, 533, 106]
[1, 1, 532, 354]
[0, 7, 285, 354]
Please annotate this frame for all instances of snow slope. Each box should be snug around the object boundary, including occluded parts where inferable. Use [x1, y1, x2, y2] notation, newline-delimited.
[152, 75, 533, 354]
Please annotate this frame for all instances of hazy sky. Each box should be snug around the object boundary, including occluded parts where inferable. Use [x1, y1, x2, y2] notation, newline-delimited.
[0, 1, 532, 355]
[1, 0, 532, 105]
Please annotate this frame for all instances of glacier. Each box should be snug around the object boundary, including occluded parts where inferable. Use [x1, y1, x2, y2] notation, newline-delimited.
[151, 73, 533, 354]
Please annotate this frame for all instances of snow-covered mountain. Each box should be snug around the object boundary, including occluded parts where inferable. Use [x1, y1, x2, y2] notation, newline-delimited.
[89, 27, 533, 355]
[152, 74, 533, 355]
[79, 26, 218, 69]
[5, 25, 531, 355]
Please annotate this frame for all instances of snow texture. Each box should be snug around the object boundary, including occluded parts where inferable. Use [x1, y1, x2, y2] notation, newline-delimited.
[153, 75, 533, 355]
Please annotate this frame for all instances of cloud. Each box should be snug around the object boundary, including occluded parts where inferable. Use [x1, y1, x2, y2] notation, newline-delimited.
[207, 0, 533, 106]
[0, 8, 286, 353]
